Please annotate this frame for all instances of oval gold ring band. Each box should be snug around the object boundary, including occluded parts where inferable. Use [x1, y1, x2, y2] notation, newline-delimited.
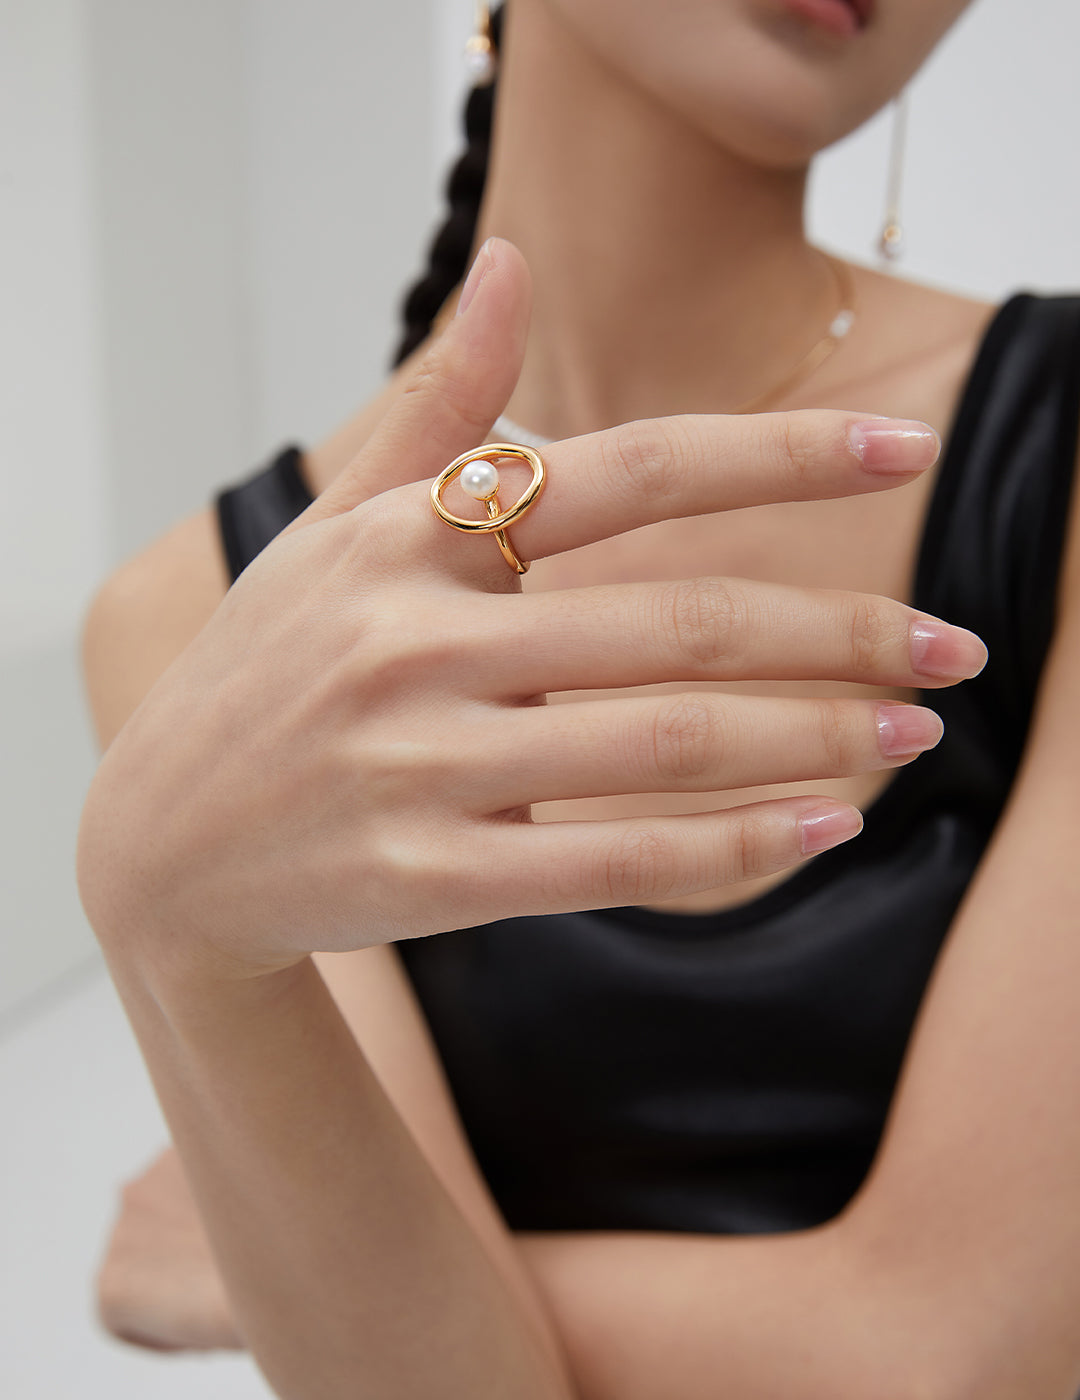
[430, 443, 547, 574]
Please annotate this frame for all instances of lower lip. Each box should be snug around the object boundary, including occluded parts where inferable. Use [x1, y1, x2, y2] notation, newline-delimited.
[781, 0, 861, 38]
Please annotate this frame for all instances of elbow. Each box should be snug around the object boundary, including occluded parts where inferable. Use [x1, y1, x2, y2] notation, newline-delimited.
[853, 1368, 979, 1400]
[842, 1369, 1070, 1400]
[826, 1352, 975, 1400]
[827, 1320, 1071, 1400]
[823, 1215, 1076, 1400]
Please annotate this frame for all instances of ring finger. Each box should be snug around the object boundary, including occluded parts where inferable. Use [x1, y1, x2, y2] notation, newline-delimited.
[459, 692, 943, 811]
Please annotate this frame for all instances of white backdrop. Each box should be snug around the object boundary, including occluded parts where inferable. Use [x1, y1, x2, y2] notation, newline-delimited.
[2, 3, 1080, 1397]
[3, 0, 1080, 1023]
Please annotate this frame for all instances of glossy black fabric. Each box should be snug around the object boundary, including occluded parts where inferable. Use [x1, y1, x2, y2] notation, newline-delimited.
[217, 444, 310, 584]
[216, 293, 1080, 1234]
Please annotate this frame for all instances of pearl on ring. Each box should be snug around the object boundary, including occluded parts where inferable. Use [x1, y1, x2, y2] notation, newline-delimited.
[460, 460, 500, 500]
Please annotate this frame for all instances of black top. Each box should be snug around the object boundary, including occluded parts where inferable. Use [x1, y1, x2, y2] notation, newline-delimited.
[216, 294, 1080, 1234]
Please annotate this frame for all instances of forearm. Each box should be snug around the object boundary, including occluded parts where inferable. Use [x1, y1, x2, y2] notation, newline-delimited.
[516, 1223, 977, 1400]
[517, 1226, 870, 1400]
[102, 937, 574, 1400]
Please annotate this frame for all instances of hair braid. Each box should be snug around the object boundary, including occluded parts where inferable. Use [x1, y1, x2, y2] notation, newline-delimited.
[390, 5, 504, 368]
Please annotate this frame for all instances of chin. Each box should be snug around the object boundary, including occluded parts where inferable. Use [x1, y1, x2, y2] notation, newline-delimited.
[655, 47, 869, 170]
[541, 0, 969, 169]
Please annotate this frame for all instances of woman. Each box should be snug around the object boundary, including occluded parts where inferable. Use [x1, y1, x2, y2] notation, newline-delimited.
[80, 1, 1080, 1396]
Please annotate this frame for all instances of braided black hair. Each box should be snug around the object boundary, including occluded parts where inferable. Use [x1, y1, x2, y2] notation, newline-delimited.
[391, 5, 504, 368]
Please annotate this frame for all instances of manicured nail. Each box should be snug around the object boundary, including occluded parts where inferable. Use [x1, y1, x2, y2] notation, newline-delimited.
[456, 238, 495, 317]
[910, 619, 988, 679]
[876, 702, 944, 759]
[848, 419, 941, 474]
[799, 804, 863, 856]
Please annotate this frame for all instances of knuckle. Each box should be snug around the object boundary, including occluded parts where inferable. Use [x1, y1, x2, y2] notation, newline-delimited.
[354, 823, 454, 930]
[664, 415, 710, 485]
[345, 708, 474, 813]
[397, 817, 507, 931]
[347, 614, 467, 710]
[603, 824, 679, 903]
[660, 578, 742, 668]
[402, 350, 493, 437]
[358, 738, 441, 804]
[649, 694, 721, 785]
[600, 418, 690, 504]
[812, 698, 853, 776]
[846, 594, 890, 677]
[357, 623, 429, 693]
[769, 414, 816, 487]
[346, 493, 424, 578]
[385, 827, 441, 892]
[727, 809, 774, 883]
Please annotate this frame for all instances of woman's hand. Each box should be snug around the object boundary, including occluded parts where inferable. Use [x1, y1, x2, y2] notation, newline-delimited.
[96, 1146, 241, 1352]
[76, 238, 984, 982]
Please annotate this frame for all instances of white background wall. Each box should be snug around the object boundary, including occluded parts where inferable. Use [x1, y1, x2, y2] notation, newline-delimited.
[3, 0, 1080, 1025]
[2, 0, 110, 1025]
[0, 0, 440, 1026]
[810, 0, 1080, 296]
[2, 3, 1080, 1395]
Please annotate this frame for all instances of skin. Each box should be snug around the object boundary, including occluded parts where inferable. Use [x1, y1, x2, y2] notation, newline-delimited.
[85, 249, 975, 1400]
[83, 0, 1080, 1396]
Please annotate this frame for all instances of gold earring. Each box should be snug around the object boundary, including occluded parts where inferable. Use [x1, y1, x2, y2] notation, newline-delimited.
[878, 92, 909, 263]
[464, 4, 497, 86]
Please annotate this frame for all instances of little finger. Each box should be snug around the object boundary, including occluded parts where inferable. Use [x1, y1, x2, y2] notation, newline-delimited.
[483, 797, 865, 913]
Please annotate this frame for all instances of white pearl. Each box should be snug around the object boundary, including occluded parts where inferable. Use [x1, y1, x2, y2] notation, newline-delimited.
[460, 460, 499, 500]
[464, 45, 495, 85]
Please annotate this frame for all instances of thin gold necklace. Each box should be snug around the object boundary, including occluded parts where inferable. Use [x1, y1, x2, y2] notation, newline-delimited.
[494, 252, 858, 445]
[734, 254, 857, 414]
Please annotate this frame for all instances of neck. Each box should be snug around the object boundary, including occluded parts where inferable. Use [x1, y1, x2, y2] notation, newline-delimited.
[472, 1, 837, 438]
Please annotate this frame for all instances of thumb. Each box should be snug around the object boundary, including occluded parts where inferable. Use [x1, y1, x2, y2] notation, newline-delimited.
[300, 237, 532, 523]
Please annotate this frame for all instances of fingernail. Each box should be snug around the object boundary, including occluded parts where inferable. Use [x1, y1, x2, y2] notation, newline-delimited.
[876, 702, 944, 759]
[456, 238, 495, 317]
[910, 619, 989, 679]
[848, 419, 941, 474]
[799, 804, 863, 856]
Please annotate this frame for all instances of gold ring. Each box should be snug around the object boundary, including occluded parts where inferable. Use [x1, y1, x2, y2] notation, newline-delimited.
[430, 443, 547, 574]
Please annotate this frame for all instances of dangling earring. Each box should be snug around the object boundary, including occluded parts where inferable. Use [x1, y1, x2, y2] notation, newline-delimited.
[464, 4, 497, 86]
[877, 92, 909, 263]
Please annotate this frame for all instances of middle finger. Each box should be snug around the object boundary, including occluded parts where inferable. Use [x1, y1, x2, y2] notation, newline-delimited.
[461, 577, 987, 697]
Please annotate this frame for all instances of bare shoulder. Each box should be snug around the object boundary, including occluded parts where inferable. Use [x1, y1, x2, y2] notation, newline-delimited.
[82, 507, 231, 750]
[852, 264, 995, 341]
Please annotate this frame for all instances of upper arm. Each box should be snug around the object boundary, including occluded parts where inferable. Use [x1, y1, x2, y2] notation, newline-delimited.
[829, 461, 1080, 1396]
[82, 507, 231, 750]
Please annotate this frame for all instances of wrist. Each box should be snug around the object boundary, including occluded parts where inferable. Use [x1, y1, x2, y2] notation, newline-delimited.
[78, 756, 305, 995]
[99, 916, 312, 1031]
[80, 840, 306, 1006]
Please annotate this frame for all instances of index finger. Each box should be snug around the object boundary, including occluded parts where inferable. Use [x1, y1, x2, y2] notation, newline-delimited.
[417, 411, 940, 579]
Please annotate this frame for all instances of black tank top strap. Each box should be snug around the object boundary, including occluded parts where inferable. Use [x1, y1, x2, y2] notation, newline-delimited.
[215, 443, 313, 583]
[913, 293, 1080, 766]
